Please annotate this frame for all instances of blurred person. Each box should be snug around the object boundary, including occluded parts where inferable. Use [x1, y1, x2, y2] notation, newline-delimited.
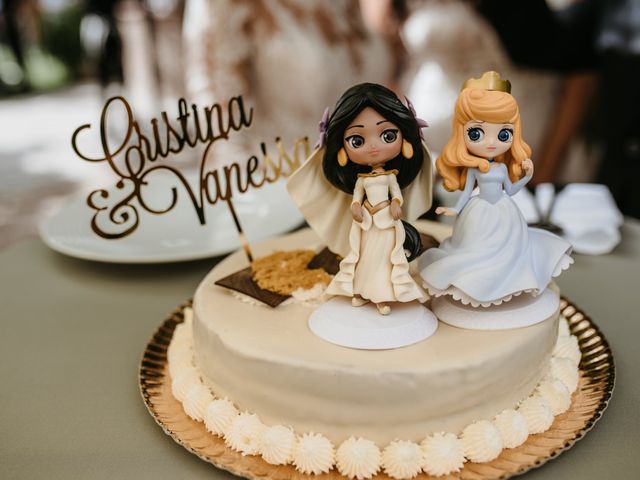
[182, 0, 395, 167]
[0, 0, 51, 92]
[360, 0, 408, 86]
[477, 0, 640, 218]
[83, 0, 124, 92]
[106, 0, 184, 115]
[1, 0, 29, 91]
[140, 0, 185, 101]
[395, 0, 562, 158]
[529, 71, 599, 186]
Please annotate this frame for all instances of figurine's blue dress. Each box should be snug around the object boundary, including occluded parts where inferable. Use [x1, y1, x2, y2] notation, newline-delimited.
[419, 163, 573, 306]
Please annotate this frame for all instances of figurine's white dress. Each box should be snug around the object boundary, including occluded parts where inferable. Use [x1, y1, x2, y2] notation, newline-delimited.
[419, 163, 573, 306]
[326, 172, 427, 304]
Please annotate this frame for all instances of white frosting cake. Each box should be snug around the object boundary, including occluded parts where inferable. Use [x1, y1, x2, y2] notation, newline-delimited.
[164, 225, 582, 477]
[192, 228, 560, 447]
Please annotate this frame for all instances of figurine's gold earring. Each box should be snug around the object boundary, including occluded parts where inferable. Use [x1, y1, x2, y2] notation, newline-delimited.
[402, 139, 414, 159]
[337, 148, 348, 167]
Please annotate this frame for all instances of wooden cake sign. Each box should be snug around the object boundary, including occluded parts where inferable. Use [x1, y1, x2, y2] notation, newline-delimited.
[71, 95, 310, 260]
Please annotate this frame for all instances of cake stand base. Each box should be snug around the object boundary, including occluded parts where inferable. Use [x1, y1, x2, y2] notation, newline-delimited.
[432, 288, 560, 330]
[308, 296, 438, 350]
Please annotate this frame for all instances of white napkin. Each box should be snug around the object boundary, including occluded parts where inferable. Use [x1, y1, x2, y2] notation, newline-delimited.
[512, 183, 624, 255]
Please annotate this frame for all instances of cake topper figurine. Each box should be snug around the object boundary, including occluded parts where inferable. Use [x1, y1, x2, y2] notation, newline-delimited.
[288, 83, 433, 315]
[419, 71, 573, 311]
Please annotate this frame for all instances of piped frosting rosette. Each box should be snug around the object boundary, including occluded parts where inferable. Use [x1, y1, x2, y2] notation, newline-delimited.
[167, 309, 581, 478]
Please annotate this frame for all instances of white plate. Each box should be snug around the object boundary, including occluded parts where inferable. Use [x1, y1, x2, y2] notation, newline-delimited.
[39, 172, 304, 263]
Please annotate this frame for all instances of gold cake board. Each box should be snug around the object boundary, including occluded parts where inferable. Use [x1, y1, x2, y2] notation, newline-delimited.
[139, 298, 614, 480]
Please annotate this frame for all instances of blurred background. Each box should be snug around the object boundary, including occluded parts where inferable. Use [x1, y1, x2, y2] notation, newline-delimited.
[0, 0, 637, 251]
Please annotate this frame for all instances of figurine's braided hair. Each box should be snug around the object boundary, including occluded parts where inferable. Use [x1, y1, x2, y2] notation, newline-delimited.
[438, 88, 531, 192]
[322, 83, 424, 261]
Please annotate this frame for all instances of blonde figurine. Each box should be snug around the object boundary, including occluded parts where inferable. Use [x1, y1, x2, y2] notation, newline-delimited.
[419, 72, 573, 308]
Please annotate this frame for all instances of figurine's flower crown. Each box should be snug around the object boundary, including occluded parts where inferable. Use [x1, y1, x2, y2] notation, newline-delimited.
[461, 71, 511, 93]
[315, 97, 427, 149]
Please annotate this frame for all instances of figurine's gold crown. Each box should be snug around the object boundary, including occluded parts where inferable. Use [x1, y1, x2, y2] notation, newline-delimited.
[461, 71, 511, 93]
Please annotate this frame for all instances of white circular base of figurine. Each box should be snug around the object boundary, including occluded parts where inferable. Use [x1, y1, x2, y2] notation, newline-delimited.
[308, 296, 438, 350]
[432, 288, 560, 330]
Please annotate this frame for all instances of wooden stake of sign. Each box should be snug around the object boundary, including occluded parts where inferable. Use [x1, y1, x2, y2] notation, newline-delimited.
[224, 197, 253, 263]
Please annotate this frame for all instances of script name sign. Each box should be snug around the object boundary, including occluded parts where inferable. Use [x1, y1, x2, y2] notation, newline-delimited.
[71, 96, 309, 258]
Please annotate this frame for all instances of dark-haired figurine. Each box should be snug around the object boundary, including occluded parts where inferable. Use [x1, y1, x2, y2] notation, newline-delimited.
[288, 83, 433, 316]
